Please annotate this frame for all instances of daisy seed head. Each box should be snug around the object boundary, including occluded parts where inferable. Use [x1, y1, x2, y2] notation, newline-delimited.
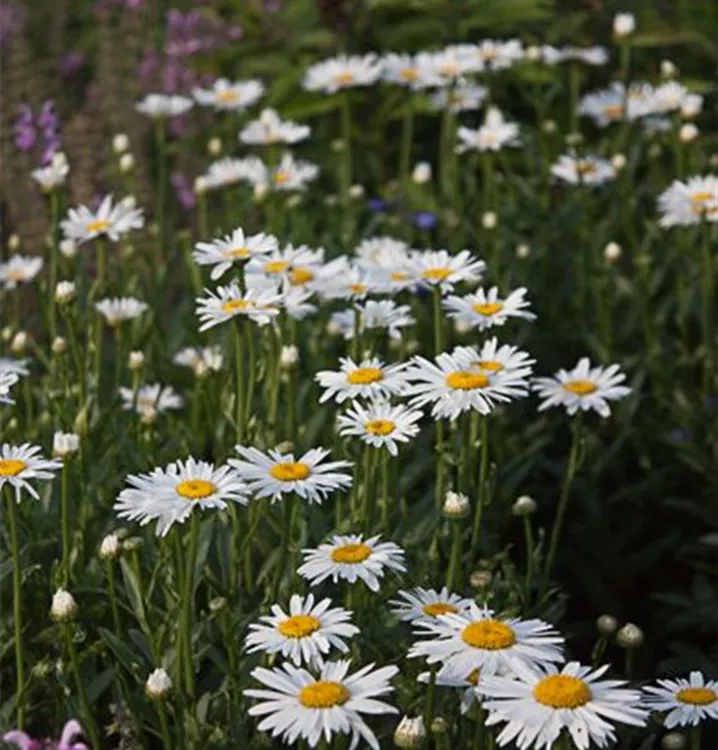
[99, 533, 120, 560]
[146, 668, 172, 699]
[443, 491, 470, 518]
[596, 614, 619, 636]
[661, 732, 687, 749]
[50, 589, 77, 622]
[616, 622, 644, 649]
[512, 495, 537, 516]
[394, 715, 426, 748]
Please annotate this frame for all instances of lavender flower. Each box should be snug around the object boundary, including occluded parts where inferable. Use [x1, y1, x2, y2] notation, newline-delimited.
[3, 719, 88, 750]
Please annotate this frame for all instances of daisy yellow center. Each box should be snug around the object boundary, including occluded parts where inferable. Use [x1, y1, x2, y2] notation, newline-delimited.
[349, 283, 368, 294]
[277, 614, 321, 639]
[533, 675, 592, 709]
[422, 602, 459, 617]
[299, 681, 350, 708]
[222, 299, 251, 313]
[439, 62, 459, 77]
[217, 90, 239, 104]
[422, 267, 452, 281]
[7, 270, 25, 281]
[265, 260, 290, 274]
[602, 103, 624, 118]
[331, 543, 372, 564]
[690, 191, 713, 204]
[461, 619, 516, 650]
[86, 219, 110, 233]
[474, 360, 504, 373]
[563, 379, 598, 395]
[269, 462, 311, 481]
[676, 687, 717, 706]
[347, 367, 383, 385]
[226, 247, 251, 259]
[274, 170, 291, 186]
[290, 266, 314, 286]
[467, 669, 480, 686]
[400, 68, 419, 82]
[334, 72, 354, 86]
[482, 49, 498, 61]
[365, 419, 396, 436]
[176, 479, 216, 499]
[0, 459, 26, 477]
[576, 161, 597, 176]
[391, 272, 408, 282]
[446, 371, 490, 390]
[472, 302, 503, 316]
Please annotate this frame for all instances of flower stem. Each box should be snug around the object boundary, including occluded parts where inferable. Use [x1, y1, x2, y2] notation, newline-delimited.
[156, 701, 173, 750]
[234, 322, 246, 443]
[61, 461, 72, 584]
[523, 515, 535, 605]
[244, 321, 256, 432]
[447, 520, 462, 591]
[470, 417, 489, 558]
[5, 491, 25, 729]
[380, 449, 390, 531]
[106, 560, 122, 633]
[340, 92, 354, 243]
[154, 118, 167, 270]
[49, 189, 59, 341]
[182, 512, 199, 700]
[543, 415, 583, 592]
[400, 94, 415, 193]
[64, 624, 101, 749]
[424, 665, 437, 740]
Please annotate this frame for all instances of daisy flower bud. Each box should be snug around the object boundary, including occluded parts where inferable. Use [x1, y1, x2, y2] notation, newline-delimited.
[616, 622, 644, 649]
[430, 717, 448, 735]
[648, 143, 662, 159]
[286, 194, 303, 209]
[349, 184, 365, 199]
[53, 431, 79, 459]
[611, 153, 627, 171]
[99, 533, 120, 560]
[512, 495, 537, 516]
[481, 211, 497, 229]
[112, 133, 129, 154]
[678, 123, 698, 143]
[525, 45, 542, 61]
[613, 13, 636, 37]
[209, 596, 228, 614]
[119, 153, 135, 173]
[60, 239, 77, 259]
[541, 120, 557, 134]
[516, 243, 531, 259]
[661, 59, 678, 78]
[145, 667, 172, 699]
[331, 138, 345, 152]
[11, 332, 27, 354]
[454, 319, 472, 335]
[565, 132, 583, 147]
[596, 614, 619, 636]
[128, 351, 144, 371]
[55, 281, 76, 303]
[2, 326, 13, 341]
[50, 589, 77, 622]
[412, 162, 432, 184]
[470, 569, 492, 589]
[711, 155, 718, 169]
[73, 407, 89, 437]
[604, 242, 622, 263]
[661, 732, 687, 750]
[207, 137, 222, 156]
[324, 194, 339, 206]
[194, 176, 208, 195]
[274, 440, 294, 454]
[122, 536, 144, 553]
[280, 344, 299, 369]
[52, 336, 67, 355]
[394, 716, 426, 748]
[8, 234, 21, 251]
[253, 183, 268, 201]
[443, 491, 470, 518]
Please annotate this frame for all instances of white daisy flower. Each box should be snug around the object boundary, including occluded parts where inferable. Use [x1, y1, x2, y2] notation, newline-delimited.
[245, 659, 398, 750]
[281, 284, 318, 321]
[0, 255, 43, 290]
[472, 39, 524, 71]
[359, 299, 415, 339]
[193, 229, 278, 281]
[173, 346, 223, 377]
[247, 243, 325, 285]
[430, 85, 488, 113]
[658, 175, 718, 227]
[31, 152, 69, 191]
[119, 383, 183, 420]
[651, 81, 691, 114]
[532, 358, 631, 417]
[298, 534, 406, 591]
[95, 297, 148, 326]
[337, 400, 422, 456]
[410, 249, 486, 292]
[403, 343, 533, 420]
[418, 665, 482, 714]
[578, 83, 653, 127]
[456, 107, 520, 153]
[192, 78, 264, 111]
[195, 283, 282, 331]
[240, 108, 310, 146]
[316, 357, 408, 404]
[354, 236, 410, 269]
[271, 153, 321, 192]
[135, 93, 194, 118]
[203, 157, 262, 191]
[680, 92, 703, 118]
[113, 457, 248, 537]
[642, 671, 718, 728]
[390, 587, 473, 624]
[230, 446, 352, 504]
[245, 593, 359, 667]
[428, 45, 482, 83]
[443, 287, 535, 330]
[0, 443, 62, 503]
[479, 660, 648, 750]
[60, 195, 144, 245]
[313, 258, 390, 301]
[0, 369, 19, 405]
[409, 603, 564, 680]
[540, 45, 609, 66]
[303, 54, 382, 94]
[381, 53, 441, 89]
[550, 154, 616, 186]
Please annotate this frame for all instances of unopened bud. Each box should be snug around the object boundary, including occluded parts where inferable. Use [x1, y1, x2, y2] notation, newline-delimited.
[145, 667, 172, 699]
[122, 536, 143, 553]
[512, 495, 537, 516]
[412, 162, 432, 184]
[516, 243, 530, 259]
[679, 123, 698, 143]
[208, 137, 222, 156]
[112, 133, 129, 154]
[525, 45, 542, 62]
[11, 332, 27, 354]
[60, 239, 77, 259]
[128, 351, 144, 371]
[194, 176, 208, 195]
[443, 491, 470, 518]
[209, 596, 228, 614]
[565, 132, 583, 147]
[541, 120, 557, 134]
[661, 732, 687, 750]
[286, 194, 303, 209]
[481, 212, 497, 230]
[119, 153, 135, 173]
[53, 431, 79, 459]
[660, 59, 678, 79]
[349, 184, 365, 199]
[52, 336, 67, 355]
[55, 281, 76, 303]
[331, 138, 345, 153]
[253, 183, 268, 201]
[394, 715, 426, 748]
[430, 717, 448, 735]
[613, 13, 636, 38]
[596, 614, 619, 636]
[611, 153, 627, 171]
[99, 533, 120, 560]
[470, 569, 492, 589]
[616, 622, 644, 649]
[50, 589, 77, 622]
[604, 242, 622, 263]
[8, 234, 21, 251]
[73, 407, 89, 437]
[280, 344, 299, 369]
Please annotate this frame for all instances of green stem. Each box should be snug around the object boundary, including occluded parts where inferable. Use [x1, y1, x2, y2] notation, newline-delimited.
[424, 666, 437, 741]
[690, 725, 702, 750]
[446, 520, 462, 591]
[380, 449, 390, 531]
[568, 63, 580, 133]
[543, 416, 583, 591]
[523, 516, 535, 604]
[106, 560, 122, 634]
[272, 497, 294, 602]
[61, 462, 72, 584]
[470, 417, 489, 558]
[154, 118, 167, 270]
[182, 513, 199, 701]
[156, 701, 173, 750]
[244, 321, 256, 432]
[234, 322, 246, 443]
[49, 189, 59, 341]
[361, 446, 375, 533]
[340, 92, 354, 243]
[432, 286, 444, 355]
[5, 492, 25, 729]
[64, 625, 101, 749]
[701, 223, 715, 395]
[471, 707, 485, 750]
[400, 94, 415, 192]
